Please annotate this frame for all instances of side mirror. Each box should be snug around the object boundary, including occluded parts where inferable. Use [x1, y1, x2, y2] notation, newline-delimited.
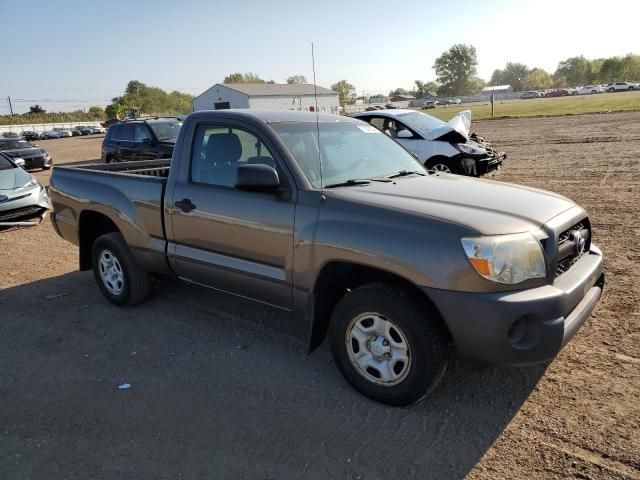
[14, 158, 26, 168]
[235, 164, 280, 192]
[142, 137, 154, 145]
[396, 129, 413, 139]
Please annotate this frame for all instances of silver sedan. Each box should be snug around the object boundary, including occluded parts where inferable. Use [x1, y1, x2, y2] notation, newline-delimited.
[0, 153, 50, 226]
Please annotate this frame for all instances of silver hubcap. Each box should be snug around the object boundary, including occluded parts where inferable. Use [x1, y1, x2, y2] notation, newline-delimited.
[431, 163, 451, 173]
[98, 249, 124, 295]
[345, 312, 411, 386]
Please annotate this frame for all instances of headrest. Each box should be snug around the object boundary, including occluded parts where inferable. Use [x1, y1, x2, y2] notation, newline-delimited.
[206, 133, 242, 164]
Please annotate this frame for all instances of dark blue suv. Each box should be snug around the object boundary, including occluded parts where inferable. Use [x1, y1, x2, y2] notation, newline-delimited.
[101, 117, 183, 163]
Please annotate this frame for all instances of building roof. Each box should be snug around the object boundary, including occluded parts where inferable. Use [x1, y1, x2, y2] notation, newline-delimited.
[481, 85, 512, 92]
[220, 83, 337, 97]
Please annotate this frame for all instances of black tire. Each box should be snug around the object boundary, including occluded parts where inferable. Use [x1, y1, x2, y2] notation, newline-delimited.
[425, 156, 459, 174]
[329, 283, 449, 406]
[91, 232, 150, 306]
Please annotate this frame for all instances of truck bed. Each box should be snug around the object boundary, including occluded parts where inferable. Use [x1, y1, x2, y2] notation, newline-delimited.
[49, 159, 169, 268]
[66, 159, 171, 178]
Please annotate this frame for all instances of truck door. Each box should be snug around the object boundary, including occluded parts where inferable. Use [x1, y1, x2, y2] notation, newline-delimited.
[167, 122, 295, 309]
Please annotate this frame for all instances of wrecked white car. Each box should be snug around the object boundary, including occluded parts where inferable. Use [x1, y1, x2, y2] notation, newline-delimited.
[0, 153, 50, 226]
[352, 109, 505, 176]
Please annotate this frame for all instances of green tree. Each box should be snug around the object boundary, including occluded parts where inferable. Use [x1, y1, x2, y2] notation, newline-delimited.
[502, 62, 529, 91]
[286, 75, 307, 84]
[106, 81, 194, 118]
[433, 44, 479, 96]
[523, 68, 553, 90]
[331, 80, 356, 105]
[414, 80, 439, 98]
[29, 105, 45, 114]
[88, 106, 104, 116]
[223, 72, 265, 83]
[389, 88, 410, 97]
[554, 56, 595, 86]
[490, 69, 507, 86]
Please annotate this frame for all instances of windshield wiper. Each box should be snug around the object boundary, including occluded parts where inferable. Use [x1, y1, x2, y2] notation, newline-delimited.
[324, 179, 372, 188]
[385, 169, 426, 179]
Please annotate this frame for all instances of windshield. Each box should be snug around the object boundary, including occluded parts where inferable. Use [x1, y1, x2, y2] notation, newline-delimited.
[149, 121, 182, 141]
[0, 153, 15, 170]
[395, 112, 447, 133]
[0, 139, 33, 150]
[272, 121, 425, 188]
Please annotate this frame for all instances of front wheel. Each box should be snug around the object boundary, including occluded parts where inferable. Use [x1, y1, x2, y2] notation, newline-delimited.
[91, 232, 150, 306]
[425, 157, 459, 174]
[329, 283, 449, 406]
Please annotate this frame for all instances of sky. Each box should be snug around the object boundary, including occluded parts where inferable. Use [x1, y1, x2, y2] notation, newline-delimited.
[1, 0, 639, 114]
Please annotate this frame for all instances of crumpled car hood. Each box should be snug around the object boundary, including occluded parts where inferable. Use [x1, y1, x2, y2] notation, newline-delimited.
[421, 110, 472, 142]
[0, 166, 32, 190]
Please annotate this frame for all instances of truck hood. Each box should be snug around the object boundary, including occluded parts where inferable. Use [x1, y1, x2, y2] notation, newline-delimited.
[326, 173, 576, 235]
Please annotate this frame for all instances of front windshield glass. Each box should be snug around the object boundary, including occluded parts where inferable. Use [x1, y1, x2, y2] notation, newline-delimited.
[272, 121, 425, 188]
[0, 139, 32, 150]
[396, 111, 447, 133]
[0, 154, 15, 170]
[149, 121, 182, 141]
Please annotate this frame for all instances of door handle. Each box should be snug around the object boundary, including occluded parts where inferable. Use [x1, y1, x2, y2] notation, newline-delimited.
[175, 198, 196, 212]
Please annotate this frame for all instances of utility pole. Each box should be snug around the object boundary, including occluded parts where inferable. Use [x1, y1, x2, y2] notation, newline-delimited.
[7, 96, 14, 115]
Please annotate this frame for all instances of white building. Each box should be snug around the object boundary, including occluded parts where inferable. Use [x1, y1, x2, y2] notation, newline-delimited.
[192, 83, 340, 113]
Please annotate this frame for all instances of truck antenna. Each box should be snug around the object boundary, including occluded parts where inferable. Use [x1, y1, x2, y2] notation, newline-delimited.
[311, 42, 324, 190]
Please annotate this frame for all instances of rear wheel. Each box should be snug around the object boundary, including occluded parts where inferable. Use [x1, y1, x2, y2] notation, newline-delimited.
[91, 232, 150, 306]
[329, 283, 449, 406]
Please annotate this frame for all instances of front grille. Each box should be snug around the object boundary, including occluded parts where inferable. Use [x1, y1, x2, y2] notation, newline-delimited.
[0, 205, 46, 222]
[24, 156, 45, 168]
[555, 218, 591, 278]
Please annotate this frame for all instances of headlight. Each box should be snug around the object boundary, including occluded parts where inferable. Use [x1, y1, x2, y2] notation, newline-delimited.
[19, 177, 39, 190]
[461, 233, 546, 284]
[455, 143, 486, 156]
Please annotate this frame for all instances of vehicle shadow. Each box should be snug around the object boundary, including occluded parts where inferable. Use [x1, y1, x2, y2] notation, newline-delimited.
[0, 271, 547, 480]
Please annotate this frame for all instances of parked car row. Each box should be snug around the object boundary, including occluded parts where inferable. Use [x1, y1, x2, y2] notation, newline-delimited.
[1, 125, 105, 142]
[521, 82, 638, 99]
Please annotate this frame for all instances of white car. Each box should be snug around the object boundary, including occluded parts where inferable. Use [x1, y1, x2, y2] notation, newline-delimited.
[352, 109, 505, 176]
[53, 128, 73, 137]
[606, 82, 637, 92]
[577, 85, 606, 95]
[41, 130, 61, 139]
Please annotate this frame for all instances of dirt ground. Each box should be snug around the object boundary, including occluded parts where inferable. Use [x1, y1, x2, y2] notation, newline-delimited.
[1, 114, 639, 479]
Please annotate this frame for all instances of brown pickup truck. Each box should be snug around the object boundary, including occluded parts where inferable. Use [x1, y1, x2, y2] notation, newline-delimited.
[49, 110, 604, 405]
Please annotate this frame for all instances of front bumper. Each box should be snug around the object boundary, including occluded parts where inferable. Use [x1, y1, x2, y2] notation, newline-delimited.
[424, 244, 604, 366]
[477, 152, 505, 175]
[0, 185, 50, 226]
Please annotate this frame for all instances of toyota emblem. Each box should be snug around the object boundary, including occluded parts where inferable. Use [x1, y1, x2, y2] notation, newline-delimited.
[0, 194, 8, 203]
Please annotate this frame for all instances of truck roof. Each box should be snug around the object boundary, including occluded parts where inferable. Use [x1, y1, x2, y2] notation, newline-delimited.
[188, 109, 359, 124]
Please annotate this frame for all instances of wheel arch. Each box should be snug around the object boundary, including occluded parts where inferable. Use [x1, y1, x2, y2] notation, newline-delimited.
[78, 210, 120, 270]
[307, 260, 450, 353]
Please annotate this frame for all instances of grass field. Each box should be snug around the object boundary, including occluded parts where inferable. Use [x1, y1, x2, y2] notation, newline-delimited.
[426, 89, 640, 121]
